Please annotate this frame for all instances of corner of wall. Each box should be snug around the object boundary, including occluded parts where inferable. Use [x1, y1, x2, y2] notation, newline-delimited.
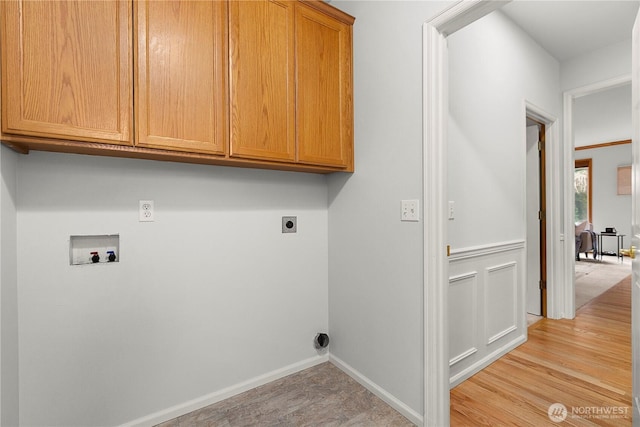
[0, 144, 20, 426]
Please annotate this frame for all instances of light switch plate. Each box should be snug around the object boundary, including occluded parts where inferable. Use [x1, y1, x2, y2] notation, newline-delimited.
[401, 200, 419, 222]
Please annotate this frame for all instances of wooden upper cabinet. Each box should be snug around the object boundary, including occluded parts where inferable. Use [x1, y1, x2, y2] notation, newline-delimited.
[0, 0, 354, 173]
[228, 0, 353, 169]
[0, 1, 132, 144]
[228, 0, 296, 162]
[135, 1, 227, 154]
[296, 2, 353, 169]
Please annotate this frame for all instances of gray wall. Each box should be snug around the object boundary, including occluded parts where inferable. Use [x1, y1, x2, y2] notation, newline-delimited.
[15, 152, 330, 426]
[561, 38, 632, 91]
[328, 0, 449, 416]
[448, 10, 561, 248]
[574, 84, 631, 148]
[575, 144, 632, 253]
[1, 146, 19, 426]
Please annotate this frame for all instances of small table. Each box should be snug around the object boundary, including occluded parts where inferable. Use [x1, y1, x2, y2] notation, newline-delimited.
[597, 233, 625, 261]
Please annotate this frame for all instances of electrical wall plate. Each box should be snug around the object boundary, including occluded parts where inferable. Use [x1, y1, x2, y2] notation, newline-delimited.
[139, 200, 154, 222]
[282, 216, 297, 233]
[401, 200, 420, 222]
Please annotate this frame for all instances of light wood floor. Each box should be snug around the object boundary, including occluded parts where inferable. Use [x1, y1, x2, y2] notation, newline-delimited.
[451, 275, 632, 426]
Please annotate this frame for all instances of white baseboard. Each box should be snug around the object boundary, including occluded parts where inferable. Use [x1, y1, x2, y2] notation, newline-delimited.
[119, 354, 329, 427]
[329, 354, 423, 426]
[449, 333, 526, 388]
[120, 353, 423, 427]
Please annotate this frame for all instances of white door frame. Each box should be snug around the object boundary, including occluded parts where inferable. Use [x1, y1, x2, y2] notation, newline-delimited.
[526, 102, 560, 320]
[630, 8, 640, 419]
[562, 74, 632, 320]
[423, 1, 566, 424]
[423, 2, 509, 425]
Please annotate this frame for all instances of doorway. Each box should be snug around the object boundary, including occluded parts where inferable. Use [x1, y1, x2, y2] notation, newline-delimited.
[526, 118, 547, 318]
[423, 3, 564, 425]
[563, 75, 631, 318]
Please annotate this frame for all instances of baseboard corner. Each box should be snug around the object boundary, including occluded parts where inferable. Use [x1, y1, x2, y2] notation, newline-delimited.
[119, 354, 329, 427]
[329, 354, 423, 426]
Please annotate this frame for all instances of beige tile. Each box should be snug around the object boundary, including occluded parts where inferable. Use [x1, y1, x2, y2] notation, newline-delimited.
[156, 363, 414, 426]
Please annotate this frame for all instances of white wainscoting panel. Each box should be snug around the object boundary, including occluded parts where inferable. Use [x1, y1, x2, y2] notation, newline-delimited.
[448, 272, 478, 367]
[485, 262, 518, 345]
[448, 240, 526, 387]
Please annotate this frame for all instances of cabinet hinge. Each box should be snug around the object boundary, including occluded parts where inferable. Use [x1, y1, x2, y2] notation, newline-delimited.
[538, 210, 546, 221]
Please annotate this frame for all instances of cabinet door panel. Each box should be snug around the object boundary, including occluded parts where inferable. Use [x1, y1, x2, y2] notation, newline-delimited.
[1, 1, 132, 144]
[136, 1, 227, 154]
[296, 4, 352, 168]
[229, 0, 295, 162]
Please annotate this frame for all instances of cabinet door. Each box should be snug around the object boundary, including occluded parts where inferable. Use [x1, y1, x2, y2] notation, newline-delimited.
[0, 1, 132, 144]
[229, 0, 295, 162]
[295, 3, 353, 169]
[136, 1, 227, 154]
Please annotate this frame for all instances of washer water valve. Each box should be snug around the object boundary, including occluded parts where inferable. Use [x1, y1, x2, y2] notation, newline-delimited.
[107, 251, 117, 262]
[90, 252, 100, 263]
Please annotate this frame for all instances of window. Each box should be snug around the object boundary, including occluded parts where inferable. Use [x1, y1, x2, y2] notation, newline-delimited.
[574, 159, 592, 223]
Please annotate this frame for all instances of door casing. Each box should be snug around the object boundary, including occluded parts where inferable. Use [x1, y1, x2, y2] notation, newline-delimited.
[424, 1, 565, 425]
[563, 75, 631, 320]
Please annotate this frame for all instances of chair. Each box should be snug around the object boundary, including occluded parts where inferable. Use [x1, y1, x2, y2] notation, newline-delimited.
[575, 221, 597, 260]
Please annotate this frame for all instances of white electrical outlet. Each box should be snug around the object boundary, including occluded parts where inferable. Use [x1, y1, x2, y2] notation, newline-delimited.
[448, 201, 455, 220]
[401, 200, 419, 222]
[139, 200, 154, 222]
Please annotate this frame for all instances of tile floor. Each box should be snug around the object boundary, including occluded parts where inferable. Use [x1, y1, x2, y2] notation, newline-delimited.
[156, 362, 414, 426]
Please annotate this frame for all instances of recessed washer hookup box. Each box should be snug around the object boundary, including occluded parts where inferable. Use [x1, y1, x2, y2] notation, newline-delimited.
[69, 234, 120, 265]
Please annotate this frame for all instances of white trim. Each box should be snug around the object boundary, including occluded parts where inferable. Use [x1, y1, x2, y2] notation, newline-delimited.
[423, 19, 450, 427]
[487, 325, 518, 345]
[449, 271, 478, 283]
[449, 347, 478, 366]
[329, 354, 423, 426]
[118, 355, 329, 427]
[449, 240, 525, 261]
[428, 0, 510, 37]
[524, 101, 561, 320]
[449, 333, 526, 387]
[562, 73, 632, 320]
[567, 74, 631, 99]
[423, 2, 510, 425]
[486, 260, 518, 273]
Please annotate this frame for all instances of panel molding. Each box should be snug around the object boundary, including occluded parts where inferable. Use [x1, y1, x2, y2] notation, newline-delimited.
[448, 271, 478, 367]
[448, 242, 525, 387]
[486, 260, 518, 273]
[488, 325, 518, 345]
[449, 271, 478, 283]
[484, 261, 518, 345]
[449, 240, 525, 262]
[449, 347, 478, 367]
[449, 333, 526, 387]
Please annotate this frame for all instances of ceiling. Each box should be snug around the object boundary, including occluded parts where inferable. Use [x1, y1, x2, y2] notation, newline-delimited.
[501, 0, 640, 62]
